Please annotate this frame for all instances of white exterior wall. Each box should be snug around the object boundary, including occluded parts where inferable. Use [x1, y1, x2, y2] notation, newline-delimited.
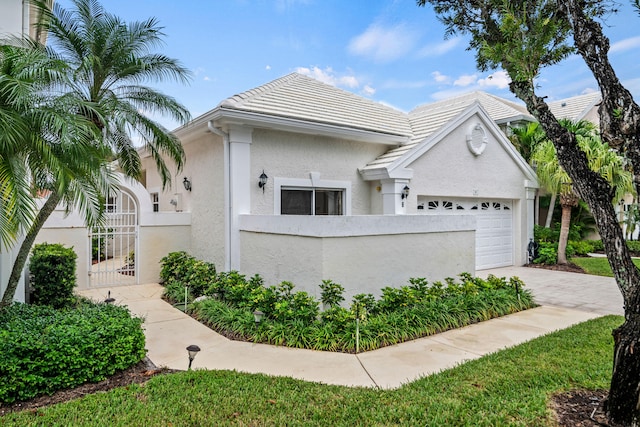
[142, 132, 226, 269]
[36, 218, 89, 289]
[0, 1, 26, 38]
[0, 237, 26, 303]
[137, 225, 191, 284]
[239, 214, 475, 301]
[249, 129, 389, 215]
[406, 115, 526, 200]
[404, 114, 533, 265]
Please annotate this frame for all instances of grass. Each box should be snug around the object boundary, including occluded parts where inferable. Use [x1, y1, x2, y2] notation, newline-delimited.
[571, 256, 640, 277]
[1, 315, 621, 426]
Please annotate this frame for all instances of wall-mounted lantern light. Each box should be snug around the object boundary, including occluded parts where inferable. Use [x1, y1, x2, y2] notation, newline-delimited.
[258, 170, 268, 193]
[401, 185, 410, 200]
[186, 344, 201, 370]
[183, 177, 192, 192]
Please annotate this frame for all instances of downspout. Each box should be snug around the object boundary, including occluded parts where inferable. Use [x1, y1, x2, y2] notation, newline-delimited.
[208, 121, 231, 271]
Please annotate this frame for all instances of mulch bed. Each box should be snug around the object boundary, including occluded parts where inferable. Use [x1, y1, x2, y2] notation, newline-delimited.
[551, 389, 621, 426]
[0, 358, 179, 416]
[525, 262, 586, 274]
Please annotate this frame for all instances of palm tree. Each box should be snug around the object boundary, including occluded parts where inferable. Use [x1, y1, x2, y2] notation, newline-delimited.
[509, 121, 545, 163]
[1, 0, 191, 306]
[0, 39, 117, 308]
[532, 119, 634, 264]
[509, 122, 548, 226]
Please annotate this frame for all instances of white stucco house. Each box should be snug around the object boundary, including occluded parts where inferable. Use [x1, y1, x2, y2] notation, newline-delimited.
[138, 73, 539, 299]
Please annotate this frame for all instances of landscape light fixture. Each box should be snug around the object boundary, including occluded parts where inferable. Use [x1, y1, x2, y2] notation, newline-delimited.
[186, 344, 201, 370]
[183, 177, 192, 192]
[104, 290, 115, 304]
[253, 310, 264, 324]
[258, 170, 268, 192]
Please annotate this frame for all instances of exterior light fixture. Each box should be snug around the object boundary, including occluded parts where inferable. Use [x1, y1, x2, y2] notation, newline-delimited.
[183, 177, 192, 192]
[401, 185, 410, 199]
[186, 344, 201, 370]
[258, 170, 268, 192]
[253, 310, 264, 324]
[104, 290, 115, 304]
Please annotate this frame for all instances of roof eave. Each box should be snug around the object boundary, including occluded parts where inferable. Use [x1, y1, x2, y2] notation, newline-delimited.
[209, 107, 410, 145]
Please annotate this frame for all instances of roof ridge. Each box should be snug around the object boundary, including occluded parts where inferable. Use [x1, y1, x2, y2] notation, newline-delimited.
[219, 73, 302, 108]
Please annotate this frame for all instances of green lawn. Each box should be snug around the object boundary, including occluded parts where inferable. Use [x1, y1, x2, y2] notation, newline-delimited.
[571, 256, 640, 277]
[1, 315, 621, 427]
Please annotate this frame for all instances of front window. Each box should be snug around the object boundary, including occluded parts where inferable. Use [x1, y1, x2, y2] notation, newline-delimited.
[281, 188, 344, 215]
[151, 193, 159, 212]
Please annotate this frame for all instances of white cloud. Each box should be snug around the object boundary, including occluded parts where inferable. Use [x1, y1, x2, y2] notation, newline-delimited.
[477, 71, 510, 89]
[610, 36, 640, 54]
[348, 23, 417, 62]
[203, 76, 211, 81]
[295, 66, 362, 90]
[432, 71, 450, 84]
[581, 87, 598, 95]
[265, 65, 271, 70]
[453, 74, 477, 87]
[362, 85, 376, 96]
[418, 37, 462, 57]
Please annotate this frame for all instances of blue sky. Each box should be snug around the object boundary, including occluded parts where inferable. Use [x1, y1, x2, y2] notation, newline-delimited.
[59, 0, 640, 129]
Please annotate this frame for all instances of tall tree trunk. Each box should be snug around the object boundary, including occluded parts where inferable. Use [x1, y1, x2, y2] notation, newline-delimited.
[0, 192, 61, 308]
[559, 2, 640, 423]
[607, 309, 640, 426]
[557, 203, 572, 264]
[545, 192, 557, 228]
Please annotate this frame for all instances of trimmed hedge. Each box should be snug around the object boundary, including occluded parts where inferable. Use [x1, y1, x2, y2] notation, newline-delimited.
[0, 302, 146, 404]
[30, 243, 77, 309]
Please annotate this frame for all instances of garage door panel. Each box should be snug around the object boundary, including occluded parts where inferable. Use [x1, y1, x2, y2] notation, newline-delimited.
[422, 198, 513, 270]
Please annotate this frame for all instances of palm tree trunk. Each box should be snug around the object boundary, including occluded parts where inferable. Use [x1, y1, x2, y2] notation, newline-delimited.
[557, 203, 572, 264]
[0, 192, 61, 308]
[544, 192, 557, 228]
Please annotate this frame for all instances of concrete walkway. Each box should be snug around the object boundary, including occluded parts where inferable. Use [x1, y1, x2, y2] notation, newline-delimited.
[78, 266, 621, 389]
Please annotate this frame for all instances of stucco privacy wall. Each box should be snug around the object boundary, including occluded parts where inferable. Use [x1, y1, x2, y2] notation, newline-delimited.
[142, 131, 226, 267]
[403, 113, 533, 264]
[238, 214, 475, 300]
[35, 176, 192, 290]
[249, 129, 390, 215]
[1, 237, 27, 303]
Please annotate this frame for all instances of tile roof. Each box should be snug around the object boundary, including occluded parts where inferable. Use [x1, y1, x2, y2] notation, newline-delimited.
[363, 92, 533, 172]
[408, 91, 532, 143]
[214, 73, 599, 176]
[548, 92, 601, 122]
[219, 73, 411, 137]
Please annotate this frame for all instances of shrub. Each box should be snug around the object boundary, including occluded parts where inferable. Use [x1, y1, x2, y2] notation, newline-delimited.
[159, 251, 195, 283]
[627, 241, 640, 254]
[319, 280, 345, 308]
[29, 243, 77, 309]
[0, 302, 146, 404]
[569, 240, 595, 256]
[590, 240, 604, 251]
[184, 260, 216, 297]
[534, 242, 557, 265]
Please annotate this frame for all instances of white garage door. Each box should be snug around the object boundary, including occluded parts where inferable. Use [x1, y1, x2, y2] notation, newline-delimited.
[420, 199, 513, 270]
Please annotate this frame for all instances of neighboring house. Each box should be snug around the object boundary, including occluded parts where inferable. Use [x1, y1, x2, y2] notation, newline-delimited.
[0, 0, 50, 43]
[139, 73, 539, 299]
